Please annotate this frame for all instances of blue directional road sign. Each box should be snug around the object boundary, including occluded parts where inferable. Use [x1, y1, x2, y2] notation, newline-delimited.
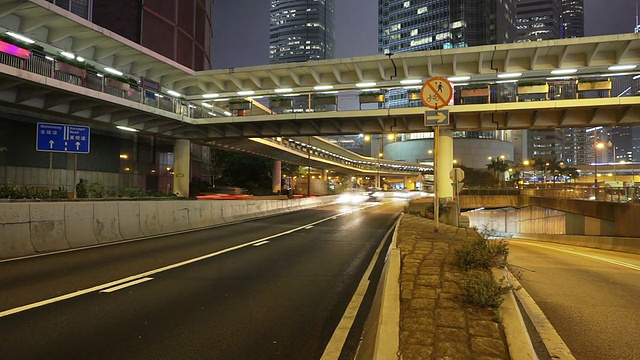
[36, 122, 90, 153]
[424, 109, 449, 126]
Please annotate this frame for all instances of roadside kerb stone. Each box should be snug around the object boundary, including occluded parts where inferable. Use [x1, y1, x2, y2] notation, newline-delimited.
[397, 214, 510, 360]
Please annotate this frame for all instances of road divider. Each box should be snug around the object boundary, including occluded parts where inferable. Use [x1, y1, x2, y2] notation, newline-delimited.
[0, 196, 339, 260]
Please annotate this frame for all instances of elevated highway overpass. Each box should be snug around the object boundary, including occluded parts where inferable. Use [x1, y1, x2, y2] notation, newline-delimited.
[3, 1, 640, 194]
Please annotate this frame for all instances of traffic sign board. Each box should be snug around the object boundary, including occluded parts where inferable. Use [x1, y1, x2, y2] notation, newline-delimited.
[421, 77, 453, 110]
[36, 122, 90, 153]
[425, 110, 449, 126]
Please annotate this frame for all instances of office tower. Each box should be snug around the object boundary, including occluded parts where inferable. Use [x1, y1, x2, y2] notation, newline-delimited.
[46, 0, 213, 71]
[269, 0, 335, 64]
[561, 0, 584, 38]
[516, 0, 562, 42]
[379, 0, 517, 55]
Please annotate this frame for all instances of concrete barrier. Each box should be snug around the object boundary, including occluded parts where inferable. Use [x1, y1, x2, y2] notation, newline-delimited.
[30, 202, 69, 252]
[139, 201, 161, 236]
[118, 202, 143, 240]
[513, 233, 640, 254]
[65, 202, 98, 248]
[0, 203, 34, 258]
[0, 196, 339, 259]
[93, 202, 123, 243]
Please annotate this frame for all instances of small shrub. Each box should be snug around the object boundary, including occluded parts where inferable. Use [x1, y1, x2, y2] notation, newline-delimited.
[459, 270, 510, 309]
[456, 237, 509, 271]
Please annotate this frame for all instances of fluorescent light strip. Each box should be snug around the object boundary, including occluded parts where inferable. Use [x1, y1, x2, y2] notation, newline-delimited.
[274, 88, 293, 93]
[167, 90, 182, 97]
[314, 85, 334, 91]
[356, 82, 376, 88]
[6, 32, 35, 44]
[608, 64, 637, 71]
[237, 90, 255, 96]
[116, 126, 139, 132]
[400, 79, 422, 85]
[104, 67, 123, 76]
[447, 76, 471, 82]
[202, 93, 219, 98]
[202, 103, 213, 108]
[497, 72, 522, 79]
[550, 68, 577, 75]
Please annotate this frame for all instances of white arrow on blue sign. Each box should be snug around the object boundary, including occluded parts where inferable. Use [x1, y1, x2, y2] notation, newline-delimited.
[36, 122, 90, 154]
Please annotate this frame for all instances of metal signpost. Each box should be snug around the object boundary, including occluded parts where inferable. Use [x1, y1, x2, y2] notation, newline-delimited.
[421, 78, 453, 232]
[36, 122, 91, 198]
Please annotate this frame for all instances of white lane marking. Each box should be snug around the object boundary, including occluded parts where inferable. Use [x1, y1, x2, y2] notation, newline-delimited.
[320, 217, 399, 360]
[511, 241, 640, 271]
[252, 241, 270, 247]
[304, 226, 314, 230]
[100, 278, 154, 293]
[0, 206, 370, 318]
[502, 268, 575, 360]
[331, 217, 338, 220]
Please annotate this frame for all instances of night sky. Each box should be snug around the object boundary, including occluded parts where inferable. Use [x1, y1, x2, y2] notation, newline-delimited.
[212, 0, 639, 69]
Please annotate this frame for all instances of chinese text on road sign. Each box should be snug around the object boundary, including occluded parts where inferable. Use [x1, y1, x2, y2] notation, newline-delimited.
[36, 122, 90, 154]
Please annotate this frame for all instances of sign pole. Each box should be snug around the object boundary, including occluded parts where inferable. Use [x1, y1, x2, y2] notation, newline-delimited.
[49, 152, 53, 197]
[434, 124, 439, 233]
[73, 153, 78, 199]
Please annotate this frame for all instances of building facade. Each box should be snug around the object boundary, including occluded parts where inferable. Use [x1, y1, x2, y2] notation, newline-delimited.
[516, 0, 562, 42]
[379, 0, 516, 55]
[269, 0, 335, 64]
[561, 0, 584, 38]
[47, 0, 214, 71]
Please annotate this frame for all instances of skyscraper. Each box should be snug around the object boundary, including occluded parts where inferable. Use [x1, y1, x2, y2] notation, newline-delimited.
[269, 0, 335, 64]
[46, 0, 214, 71]
[561, 0, 584, 38]
[379, 0, 516, 55]
[516, 0, 562, 42]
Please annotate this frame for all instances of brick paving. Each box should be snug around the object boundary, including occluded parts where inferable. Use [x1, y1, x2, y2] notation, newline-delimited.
[397, 214, 510, 360]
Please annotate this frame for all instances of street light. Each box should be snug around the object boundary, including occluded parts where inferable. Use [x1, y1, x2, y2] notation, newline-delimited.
[595, 142, 605, 188]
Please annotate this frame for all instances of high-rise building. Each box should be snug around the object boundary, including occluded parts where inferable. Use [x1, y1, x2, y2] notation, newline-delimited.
[561, 0, 584, 38]
[516, 0, 562, 42]
[379, 0, 516, 55]
[269, 0, 335, 64]
[376, 1, 518, 168]
[46, 0, 213, 71]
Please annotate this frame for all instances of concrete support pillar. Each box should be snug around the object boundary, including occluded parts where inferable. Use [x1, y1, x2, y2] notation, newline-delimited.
[437, 129, 453, 200]
[272, 160, 282, 194]
[404, 176, 409, 190]
[322, 169, 328, 181]
[173, 139, 190, 197]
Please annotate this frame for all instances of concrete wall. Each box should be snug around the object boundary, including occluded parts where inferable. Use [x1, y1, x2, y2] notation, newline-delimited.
[461, 195, 640, 237]
[0, 196, 338, 259]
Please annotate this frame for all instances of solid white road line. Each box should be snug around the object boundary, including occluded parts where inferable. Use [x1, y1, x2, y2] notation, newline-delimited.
[320, 218, 397, 360]
[0, 206, 371, 319]
[504, 268, 576, 360]
[252, 241, 270, 247]
[304, 226, 314, 230]
[100, 278, 154, 293]
[510, 241, 640, 271]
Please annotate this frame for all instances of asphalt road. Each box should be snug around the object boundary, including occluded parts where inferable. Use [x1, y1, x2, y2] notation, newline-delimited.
[507, 240, 640, 360]
[0, 201, 404, 360]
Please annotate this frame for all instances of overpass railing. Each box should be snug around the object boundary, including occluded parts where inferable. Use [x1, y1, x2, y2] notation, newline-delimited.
[462, 185, 640, 203]
[2, 47, 640, 123]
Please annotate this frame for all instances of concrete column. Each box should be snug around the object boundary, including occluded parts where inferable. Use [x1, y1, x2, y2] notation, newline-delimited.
[173, 139, 190, 197]
[437, 129, 453, 200]
[272, 160, 282, 194]
[322, 169, 328, 181]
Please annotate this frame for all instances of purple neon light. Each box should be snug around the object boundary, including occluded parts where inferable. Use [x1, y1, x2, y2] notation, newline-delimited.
[0, 40, 31, 59]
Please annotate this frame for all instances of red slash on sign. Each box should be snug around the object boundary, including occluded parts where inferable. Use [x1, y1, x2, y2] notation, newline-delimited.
[420, 77, 453, 110]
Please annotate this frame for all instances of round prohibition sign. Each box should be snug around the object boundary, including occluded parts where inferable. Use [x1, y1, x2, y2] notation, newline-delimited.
[420, 77, 453, 110]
